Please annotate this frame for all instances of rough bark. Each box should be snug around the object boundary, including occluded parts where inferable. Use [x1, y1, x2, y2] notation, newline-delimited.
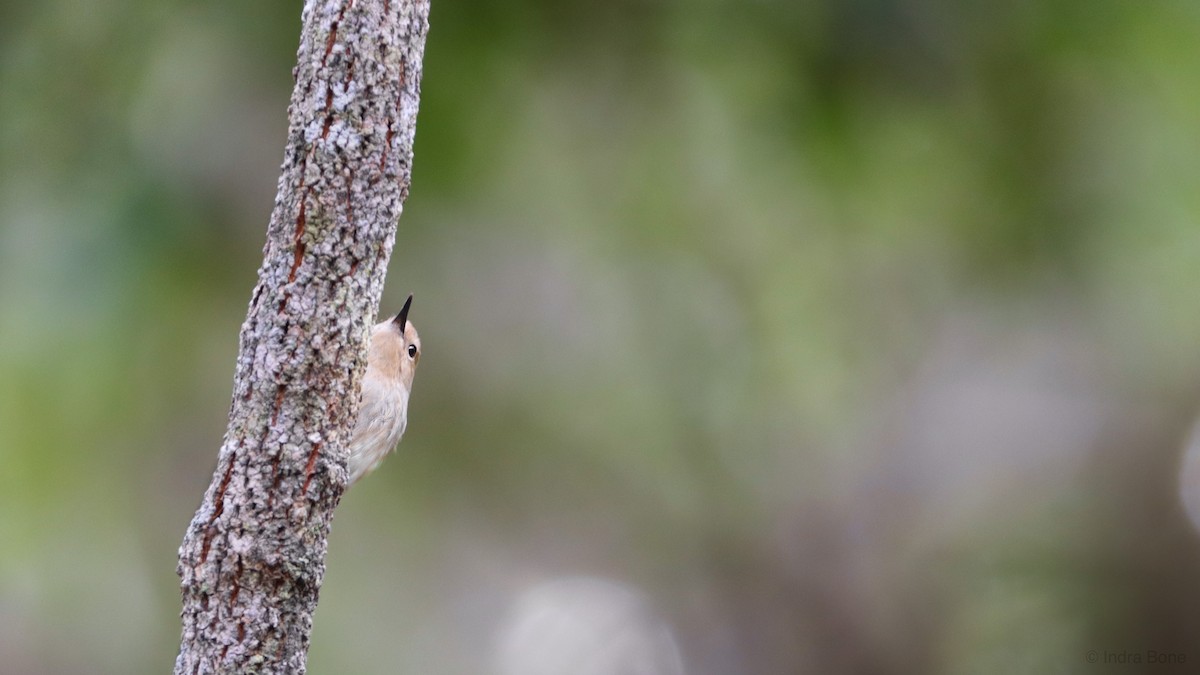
[175, 0, 429, 672]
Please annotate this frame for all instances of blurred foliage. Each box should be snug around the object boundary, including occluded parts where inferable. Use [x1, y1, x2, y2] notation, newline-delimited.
[4, 0, 1200, 673]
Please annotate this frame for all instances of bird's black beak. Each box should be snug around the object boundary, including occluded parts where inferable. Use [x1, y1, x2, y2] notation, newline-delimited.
[393, 294, 413, 329]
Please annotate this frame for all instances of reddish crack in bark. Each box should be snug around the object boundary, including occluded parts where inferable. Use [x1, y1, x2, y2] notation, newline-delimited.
[270, 385, 287, 427]
[322, 26, 340, 66]
[199, 452, 238, 564]
[230, 558, 244, 607]
[301, 442, 324, 495]
[287, 197, 309, 287]
[345, 167, 356, 225]
[380, 119, 393, 171]
[281, 161, 311, 312]
[320, 87, 335, 140]
[321, 0, 353, 67]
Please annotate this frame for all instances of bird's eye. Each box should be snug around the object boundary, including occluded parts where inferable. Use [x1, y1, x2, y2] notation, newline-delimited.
[407, 344, 418, 358]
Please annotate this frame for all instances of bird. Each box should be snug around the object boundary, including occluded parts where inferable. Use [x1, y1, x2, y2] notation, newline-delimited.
[346, 293, 420, 485]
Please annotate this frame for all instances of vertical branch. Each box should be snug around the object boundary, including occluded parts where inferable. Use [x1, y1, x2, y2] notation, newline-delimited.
[175, 0, 429, 672]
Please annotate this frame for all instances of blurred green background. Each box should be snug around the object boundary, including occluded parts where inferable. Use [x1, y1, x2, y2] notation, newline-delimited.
[4, 0, 1200, 673]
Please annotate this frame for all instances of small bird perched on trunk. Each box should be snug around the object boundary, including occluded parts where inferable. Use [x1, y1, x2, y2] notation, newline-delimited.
[347, 294, 420, 485]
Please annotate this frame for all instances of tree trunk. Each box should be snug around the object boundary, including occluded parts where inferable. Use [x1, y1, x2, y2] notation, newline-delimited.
[175, 0, 429, 672]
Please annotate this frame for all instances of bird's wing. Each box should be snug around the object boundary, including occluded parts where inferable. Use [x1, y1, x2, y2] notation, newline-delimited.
[346, 371, 396, 483]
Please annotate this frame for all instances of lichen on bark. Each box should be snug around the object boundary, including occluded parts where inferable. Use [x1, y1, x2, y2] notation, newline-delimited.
[174, 0, 430, 672]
